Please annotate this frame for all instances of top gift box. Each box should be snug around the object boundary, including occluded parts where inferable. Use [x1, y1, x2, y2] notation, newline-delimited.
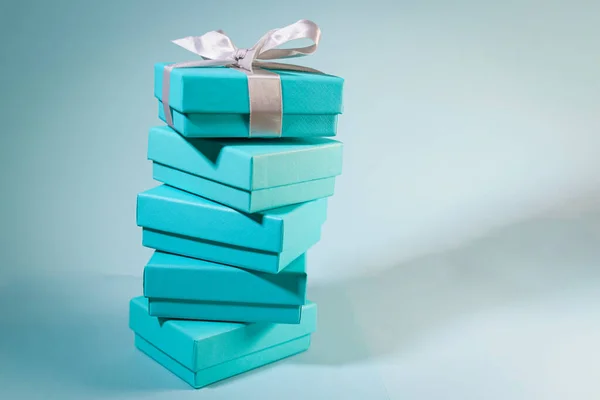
[155, 19, 344, 138]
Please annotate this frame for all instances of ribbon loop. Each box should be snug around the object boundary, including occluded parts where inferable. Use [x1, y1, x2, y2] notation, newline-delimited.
[258, 19, 321, 60]
[172, 30, 237, 61]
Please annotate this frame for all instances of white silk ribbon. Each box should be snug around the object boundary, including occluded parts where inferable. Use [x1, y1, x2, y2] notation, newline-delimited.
[162, 19, 323, 137]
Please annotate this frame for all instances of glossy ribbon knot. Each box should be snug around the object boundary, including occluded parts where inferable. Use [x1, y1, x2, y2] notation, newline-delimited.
[162, 19, 323, 137]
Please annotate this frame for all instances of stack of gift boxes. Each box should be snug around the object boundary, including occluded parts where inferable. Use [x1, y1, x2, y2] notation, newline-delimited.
[128, 33, 344, 389]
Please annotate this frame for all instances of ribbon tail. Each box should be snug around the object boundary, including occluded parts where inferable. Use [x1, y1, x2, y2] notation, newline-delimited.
[257, 19, 321, 59]
[162, 66, 175, 127]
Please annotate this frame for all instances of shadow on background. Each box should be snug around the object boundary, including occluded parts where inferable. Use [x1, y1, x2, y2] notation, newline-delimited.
[0, 274, 188, 396]
[295, 202, 600, 365]
[1, 201, 599, 395]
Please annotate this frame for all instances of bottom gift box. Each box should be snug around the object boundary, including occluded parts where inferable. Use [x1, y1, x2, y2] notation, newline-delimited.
[129, 296, 317, 388]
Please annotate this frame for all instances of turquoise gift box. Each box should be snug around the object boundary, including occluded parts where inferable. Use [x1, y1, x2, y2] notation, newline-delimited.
[148, 126, 343, 213]
[144, 251, 307, 324]
[155, 64, 344, 138]
[136, 185, 327, 273]
[130, 297, 316, 389]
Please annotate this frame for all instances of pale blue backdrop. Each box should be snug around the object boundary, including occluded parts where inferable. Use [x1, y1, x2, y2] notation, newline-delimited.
[1, 1, 599, 399]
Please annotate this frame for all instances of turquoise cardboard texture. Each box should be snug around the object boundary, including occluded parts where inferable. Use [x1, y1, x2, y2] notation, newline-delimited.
[136, 185, 328, 253]
[142, 227, 320, 273]
[143, 251, 307, 305]
[148, 126, 343, 191]
[135, 334, 311, 389]
[153, 163, 336, 214]
[154, 63, 344, 114]
[158, 102, 338, 138]
[129, 297, 317, 372]
[148, 299, 303, 324]
[148, 126, 343, 212]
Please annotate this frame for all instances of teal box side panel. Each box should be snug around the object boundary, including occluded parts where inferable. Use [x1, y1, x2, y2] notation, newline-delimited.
[148, 299, 303, 324]
[153, 163, 337, 214]
[143, 251, 307, 305]
[141, 228, 320, 274]
[158, 104, 339, 138]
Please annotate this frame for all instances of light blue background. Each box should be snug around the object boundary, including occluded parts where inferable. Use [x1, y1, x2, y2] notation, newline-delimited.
[1, 1, 599, 399]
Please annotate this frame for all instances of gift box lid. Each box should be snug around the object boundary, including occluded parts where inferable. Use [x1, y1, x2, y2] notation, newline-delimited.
[136, 185, 328, 253]
[143, 251, 307, 305]
[152, 162, 337, 214]
[129, 296, 317, 371]
[155, 63, 344, 114]
[148, 126, 343, 191]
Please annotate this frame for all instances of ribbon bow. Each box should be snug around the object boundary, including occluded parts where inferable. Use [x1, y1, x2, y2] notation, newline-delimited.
[162, 19, 323, 137]
[172, 19, 321, 73]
